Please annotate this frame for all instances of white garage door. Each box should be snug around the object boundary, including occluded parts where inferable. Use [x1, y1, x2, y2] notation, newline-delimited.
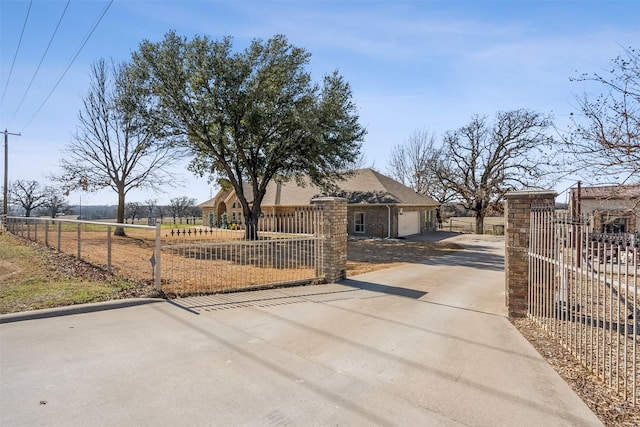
[398, 211, 420, 237]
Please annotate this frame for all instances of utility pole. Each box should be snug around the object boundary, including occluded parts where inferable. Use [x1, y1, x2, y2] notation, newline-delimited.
[3, 129, 21, 216]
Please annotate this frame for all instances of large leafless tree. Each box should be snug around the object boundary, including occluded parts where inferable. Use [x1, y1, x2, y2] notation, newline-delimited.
[438, 110, 555, 234]
[10, 180, 48, 217]
[41, 188, 68, 218]
[387, 128, 456, 224]
[169, 196, 197, 224]
[566, 47, 639, 183]
[56, 59, 175, 235]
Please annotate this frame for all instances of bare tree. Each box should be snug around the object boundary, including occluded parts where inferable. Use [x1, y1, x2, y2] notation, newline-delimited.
[125, 202, 143, 223]
[169, 196, 196, 224]
[144, 198, 157, 220]
[186, 204, 202, 224]
[10, 180, 48, 217]
[41, 188, 68, 218]
[438, 110, 555, 234]
[56, 58, 176, 236]
[566, 47, 639, 184]
[348, 151, 376, 171]
[156, 204, 166, 224]
[387, 128, 456, 224]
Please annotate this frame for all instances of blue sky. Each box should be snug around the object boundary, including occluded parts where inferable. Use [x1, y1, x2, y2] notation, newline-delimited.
[1, 0, 639, 206]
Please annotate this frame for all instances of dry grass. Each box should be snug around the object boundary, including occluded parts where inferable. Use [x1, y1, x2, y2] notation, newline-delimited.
[0, 233, 158, 314]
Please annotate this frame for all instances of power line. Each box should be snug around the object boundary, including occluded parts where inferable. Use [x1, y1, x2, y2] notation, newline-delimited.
[8, 0, 71, 126]
[20, 0, 114, 133]
[0, 0, 33, 107]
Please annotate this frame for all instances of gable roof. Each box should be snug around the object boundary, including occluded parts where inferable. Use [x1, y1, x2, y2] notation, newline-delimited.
[201, 169, 439, 207]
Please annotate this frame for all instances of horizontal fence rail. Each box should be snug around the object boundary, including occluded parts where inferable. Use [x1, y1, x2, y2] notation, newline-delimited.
[6, 207, 325, 297]
[5, 216, 161, 289]
[528, 205, 638, 407]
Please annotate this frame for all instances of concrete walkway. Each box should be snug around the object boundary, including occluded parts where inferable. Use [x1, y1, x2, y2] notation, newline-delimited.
[0, 234, 603, 426]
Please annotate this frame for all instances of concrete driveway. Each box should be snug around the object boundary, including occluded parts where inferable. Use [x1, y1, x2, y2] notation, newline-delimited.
[0, 234, 602, 426]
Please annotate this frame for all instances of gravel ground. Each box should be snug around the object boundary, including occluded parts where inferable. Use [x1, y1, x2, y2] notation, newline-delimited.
[512, 317, 639, 426]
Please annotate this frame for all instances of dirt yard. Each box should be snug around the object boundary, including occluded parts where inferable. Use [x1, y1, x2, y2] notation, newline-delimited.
[24, 227, 462, 294]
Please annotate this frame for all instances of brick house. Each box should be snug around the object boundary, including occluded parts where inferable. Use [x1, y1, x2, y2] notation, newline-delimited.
[569, 184, 640, 233]
[199, 168, 439, 238]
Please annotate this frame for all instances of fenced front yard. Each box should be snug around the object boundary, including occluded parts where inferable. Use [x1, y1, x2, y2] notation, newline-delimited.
[5, 206, 325, 296]
[528, 204, 638, 407]
[441, 216, 505, 234]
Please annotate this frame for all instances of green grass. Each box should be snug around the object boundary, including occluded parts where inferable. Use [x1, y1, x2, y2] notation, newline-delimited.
[0, 232, 157, 314]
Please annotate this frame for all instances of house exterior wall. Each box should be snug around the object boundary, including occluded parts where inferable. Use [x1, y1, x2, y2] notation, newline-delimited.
[348, 205, 391, 238]
[201, 196, 243, 228]
[579, 199, 640, 233]
[347, 205, 437, 238]
[201, 206, 215, 227]
[203, 195, 438, 237]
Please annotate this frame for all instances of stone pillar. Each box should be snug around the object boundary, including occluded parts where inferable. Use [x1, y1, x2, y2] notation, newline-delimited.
[504, 190, 556, 317]
[312, 197, 348, 283]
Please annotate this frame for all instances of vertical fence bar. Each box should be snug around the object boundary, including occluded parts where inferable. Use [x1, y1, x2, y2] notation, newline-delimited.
[633, 248, 638, 405]
[584, 236, 597, 371]
[616, 246, 621, 394]
[107, 225, 112, 272]
[76, 222, 81, 260]
[618, 251, 635, 400]
[155, 223, 161, 292]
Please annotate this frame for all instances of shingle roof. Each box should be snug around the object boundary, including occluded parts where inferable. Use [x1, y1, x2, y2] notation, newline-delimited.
[228, 169, 439, 206]
[200, 169, 439, 207]
[572, 184, 640, 200]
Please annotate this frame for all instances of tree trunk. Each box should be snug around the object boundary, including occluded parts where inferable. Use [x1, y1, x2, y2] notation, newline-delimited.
[475, 212, 484, 235]
[115, 190, 126, 236]
[244, 213, 259, 241]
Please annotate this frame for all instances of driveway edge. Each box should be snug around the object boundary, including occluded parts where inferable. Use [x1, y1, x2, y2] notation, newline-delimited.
[0, 298, 165, 324]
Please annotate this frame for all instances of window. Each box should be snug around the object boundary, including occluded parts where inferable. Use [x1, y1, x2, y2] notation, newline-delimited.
[354, 212, 365, 233]
[426, 210, 432, 225]
[602, 216, 627, 233]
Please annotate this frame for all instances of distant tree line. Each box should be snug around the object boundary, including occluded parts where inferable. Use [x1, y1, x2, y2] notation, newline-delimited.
[6, 179, 201, 223]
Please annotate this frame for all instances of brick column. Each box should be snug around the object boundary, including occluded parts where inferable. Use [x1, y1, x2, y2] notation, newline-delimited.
[504, 190, 556, 317]
[312, 197, 348, 283]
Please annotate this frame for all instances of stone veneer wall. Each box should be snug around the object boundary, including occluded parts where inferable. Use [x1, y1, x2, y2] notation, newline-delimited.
[347, 205, 393, 238]
[593, 209, 638, 233]
[504, 190, 557, 318]
[312, 197, 348, 283]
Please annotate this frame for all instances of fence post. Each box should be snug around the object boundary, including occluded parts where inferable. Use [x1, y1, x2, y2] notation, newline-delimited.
[504, 190, 556, 317]
[155, 223, 161, 292]
[311, 197, 348, 283]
